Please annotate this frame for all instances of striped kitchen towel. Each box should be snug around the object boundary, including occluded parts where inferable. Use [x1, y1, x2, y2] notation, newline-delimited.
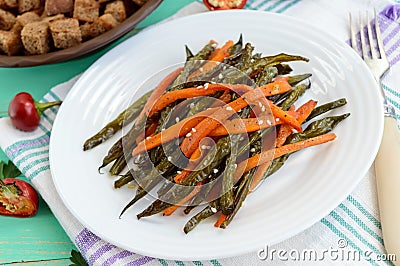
[1, 1, 400, 265]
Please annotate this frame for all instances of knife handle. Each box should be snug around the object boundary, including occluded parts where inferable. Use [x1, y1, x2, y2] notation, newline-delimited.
[375, 116, 400, 264]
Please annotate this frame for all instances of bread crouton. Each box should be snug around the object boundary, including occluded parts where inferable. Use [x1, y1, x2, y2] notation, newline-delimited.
[87, 13, 118, 38]
[0, 0, 18, 10]
[21, 21, 50, 54]
[49, 18, 81, 49]
[0, 8, 15, 30]
[18, 0, 41, 13]
[73, 0, 99, 23]
[104, 1, 126, 23]
[45, 0, 73, 16]
[11, 11, 40, 34]
[0, 30, 22, 55]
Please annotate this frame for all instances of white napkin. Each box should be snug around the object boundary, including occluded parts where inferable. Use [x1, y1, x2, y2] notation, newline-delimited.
[1, 1, 400, 265]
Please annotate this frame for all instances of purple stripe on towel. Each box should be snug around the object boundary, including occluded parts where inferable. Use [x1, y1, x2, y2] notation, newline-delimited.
[390, 52, 400, 66]
[6, 135, 50, 158]
[75, 228, 101, 256]
[124, 256, 156, 266]
[379, 9, 393, 33]
[88, 243, 116, 265]
[101, 250, 135, 266]
[383, 22, 400, 47]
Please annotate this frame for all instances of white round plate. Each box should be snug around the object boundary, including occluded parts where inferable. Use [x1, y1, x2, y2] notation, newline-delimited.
[50, 10, 383, 261]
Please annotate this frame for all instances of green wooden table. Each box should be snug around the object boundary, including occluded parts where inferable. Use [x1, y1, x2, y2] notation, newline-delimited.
[0, 0, 193, 264]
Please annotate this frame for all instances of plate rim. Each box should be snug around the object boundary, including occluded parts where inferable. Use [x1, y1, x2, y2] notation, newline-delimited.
[49, 9, 384, 261]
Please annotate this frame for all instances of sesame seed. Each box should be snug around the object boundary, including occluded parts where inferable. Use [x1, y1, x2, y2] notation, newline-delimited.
[226, 106, 233, 111]
[146, 136, 151, 140]
[210, 207, 217, 213]
[175, 117, 180, 123]
[197, 85, 203, 88]
[213, 169, 219, 174]
[177, 170, 182, 174]
[167, 156, 172, 161]
[161, 128, 165, 131]
[204, 83, 209, 90]
[275, 118, 280, 122]
[218, 73, 223, 79]
[250, 148, 256, 152]
[292, 129, 298, 133]
[234, 163, 238, 168]
[258, 120, 263, 125]
[199, 67, 203, 72]
[261, 106, 266, 112]
[190, 103, 195, 108]
[186, 132, 192, 137]
[192, 128, 197, 133]
[258, 102, 263, 108]
[266, 120, 272, 125]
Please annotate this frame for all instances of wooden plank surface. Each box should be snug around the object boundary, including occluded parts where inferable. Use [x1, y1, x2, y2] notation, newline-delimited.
[0, 167, 75, 264]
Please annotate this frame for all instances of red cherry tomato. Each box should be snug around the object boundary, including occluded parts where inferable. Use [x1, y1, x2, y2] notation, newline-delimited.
[0, 178, 39, 217]
[203, 0, 247, 10]
[8, 92, 40, 132]
[8, 92, 62, 132]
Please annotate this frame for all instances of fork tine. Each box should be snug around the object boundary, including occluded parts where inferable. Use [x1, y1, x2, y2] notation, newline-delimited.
[366, 11, 377, 59]
[374, 9, 387, 61]
[359, 12, 369, 59]
[349, 13, 358, 51]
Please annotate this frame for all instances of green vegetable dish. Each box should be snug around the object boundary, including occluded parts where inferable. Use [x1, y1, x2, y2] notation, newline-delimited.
[83, 35, 349, 233]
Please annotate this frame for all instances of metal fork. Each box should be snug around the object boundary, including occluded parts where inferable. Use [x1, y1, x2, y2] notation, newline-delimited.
[350, 11, 400, 262]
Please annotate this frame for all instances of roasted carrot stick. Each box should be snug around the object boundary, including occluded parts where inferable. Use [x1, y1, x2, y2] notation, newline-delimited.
[180, 79, 295, 157]
[137, 67, 183, 122]
[233, 133, 337, 183]
[162, 182, 203, 216]
[209, 117, 281, 136]
[173, 148, 202, 184]
[132, 108, 216, 156]
[249, 162, 270, 192]
[188, 40, 234, 79]
[275, 100, 317, 147]
[214, 213, 227, 227]
[148, 83, 251, 117]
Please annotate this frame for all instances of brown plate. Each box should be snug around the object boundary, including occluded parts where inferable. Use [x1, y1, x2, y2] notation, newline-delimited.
[0, 0, 163, 68]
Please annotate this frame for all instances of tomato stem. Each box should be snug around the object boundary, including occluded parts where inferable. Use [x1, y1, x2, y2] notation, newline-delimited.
[35, 101, 62, 116]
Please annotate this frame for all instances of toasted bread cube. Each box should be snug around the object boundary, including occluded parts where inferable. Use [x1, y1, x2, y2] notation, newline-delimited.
[0, 30, 22, 55]
[21, 21, 50, 54]
[45, 0, 73, 16]
[105, 1, 126, 23]
[73, 0, 99, 23]
[11, 11, 40, 34]
[18, 0, 41, 13]
[79, 22, 91, 41]
[88, 13, 118, 38]
[0, 8, 15, 30]
[49, 18, 81, 49]
[0, 0, 18, 10]
[42, 13, 64, 23]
